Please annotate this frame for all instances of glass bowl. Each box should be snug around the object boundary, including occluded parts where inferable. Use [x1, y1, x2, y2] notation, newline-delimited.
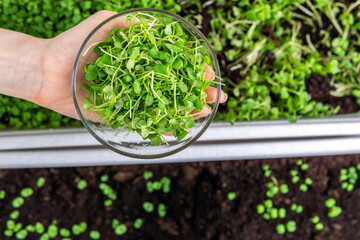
[72, 8, 221, 159]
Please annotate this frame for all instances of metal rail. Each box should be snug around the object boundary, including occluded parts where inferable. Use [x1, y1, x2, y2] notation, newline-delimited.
[1, 115, 360, 168]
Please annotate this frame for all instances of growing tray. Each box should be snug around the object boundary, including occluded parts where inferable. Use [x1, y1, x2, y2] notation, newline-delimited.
[1, 114, 360, 168]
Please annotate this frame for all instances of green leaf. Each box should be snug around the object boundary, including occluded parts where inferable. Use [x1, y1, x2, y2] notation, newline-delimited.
[149, 47, 159, 59]
[134, 80, 142, 94]
[85, 72, 97, 81]
[145, 95, 154, 106]
[127, 59, 135, 70]
[172, 57, 183, 70]
[150, 135, 162, 145]
[326, 59, 340, 74]
[186, 67, 196, 80]
[164, 43, 182, 53]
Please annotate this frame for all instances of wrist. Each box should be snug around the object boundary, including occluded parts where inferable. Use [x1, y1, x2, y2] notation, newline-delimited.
[0, 29, 48, 103]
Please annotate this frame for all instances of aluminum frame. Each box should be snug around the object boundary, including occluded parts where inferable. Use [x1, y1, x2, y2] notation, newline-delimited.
[1, 115, 360, 168]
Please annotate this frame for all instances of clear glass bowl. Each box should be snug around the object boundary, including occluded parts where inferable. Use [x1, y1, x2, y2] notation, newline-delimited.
[72, 8, 221, 159]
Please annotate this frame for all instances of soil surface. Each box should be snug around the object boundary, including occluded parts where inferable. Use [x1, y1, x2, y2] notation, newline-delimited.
[1, 155, 360, 240]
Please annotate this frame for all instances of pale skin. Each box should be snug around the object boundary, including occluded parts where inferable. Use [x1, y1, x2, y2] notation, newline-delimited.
[0, 10, 227, 120]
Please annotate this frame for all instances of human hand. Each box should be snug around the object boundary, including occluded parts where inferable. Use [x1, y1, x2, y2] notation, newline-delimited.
[37, 11, 226, 120]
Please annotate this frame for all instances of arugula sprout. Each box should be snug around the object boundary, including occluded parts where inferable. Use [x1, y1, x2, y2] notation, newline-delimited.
[83, 12, 216, 144]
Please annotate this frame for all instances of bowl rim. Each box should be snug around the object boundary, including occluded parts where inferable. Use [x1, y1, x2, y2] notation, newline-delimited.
[72, 8, 221, 159]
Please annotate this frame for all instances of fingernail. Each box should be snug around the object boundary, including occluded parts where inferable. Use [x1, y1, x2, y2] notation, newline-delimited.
[220, 93, 228, 103]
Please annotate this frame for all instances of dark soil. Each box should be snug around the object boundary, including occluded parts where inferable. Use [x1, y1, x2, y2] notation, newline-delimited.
[1, 155, 360, 240]
[306, 74, 360, 114]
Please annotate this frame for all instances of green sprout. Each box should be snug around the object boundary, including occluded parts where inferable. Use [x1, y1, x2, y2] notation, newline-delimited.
[35, 222, 45, 234]
[72, 222, 87, 236]
[104, 199, 113, 207]
[36, 177, 46, 188]
[146, 182, 154, 193]
[152, 181, 162, 191]
[89, 230, 101, 239]
[280, 184, 289, 194]
[286, 220, 297, 233]
[10, 210, 19, 220]
[6, 220, 15, 230]
[134, 218, 144, 229]
[315, 222, 324, 231]
[292, 176, 300, 184]
[304, 178, 313, 185]
[276, 224, 286, 235]
[4, 229, 13, 237]
[257, 204, 265, 214]
[301, 163, 309, 171]
[100, 174, 109, 182]
[60, 228, 71, 237]
[227, 192, 236, 200]
[20, 187, 34, 198]
[160, 177, 171, 193]
[12, 197, 25, 208]
[112, 219, 120, 229]
[114, 224, 127, 236]
[158, 203, 167, 218]
[279, 208, 286, 219]
[270, 208, 278, 219]
[299, 184, 308, 192]
[143, 171, 153, 180]
[77, 179, 87, 190]
[143, 201, 154, 213]
[296, 159, 303, 166]
[263, 213, 271, 221]
[15, 229, 28, 239]
[264, 199, 273, 208]
[311, 216, 320, 224]
[296, 205, 303, 214]
[328, 206, 342, 218]
[325, 198, 336, 208]
[0, 190, 5, 199]
[26, 225, 35, 232]
[47, 224, 58, 238]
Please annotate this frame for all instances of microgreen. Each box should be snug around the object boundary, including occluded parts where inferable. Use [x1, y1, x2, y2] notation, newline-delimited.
[83, 13, 217, 145]
[89, 230, 101, 239]
[286, 220, 297, 233]
[143, 201, 154, 213]
[20, 187, 34, 198]
[133, 218, 144, 229]
[276, 224, 286, 235]
[60, 228, 71, 237]
[0, 190, 6, 199]
[114, 224, 127, 236]
[47, 224, 58, 238]
[325, 198, 342, 218]
[77, 179, 87, 190]
[100, 174, 109, 182]
[12, 197, 25, 208]
[10, 210, 19, 220]
[36, 177, 46, 188]
[158, 203, 167, 218]
[143, 171, 153, 180]
[227, 192, 236, 200]
[315, 222, 324, 231]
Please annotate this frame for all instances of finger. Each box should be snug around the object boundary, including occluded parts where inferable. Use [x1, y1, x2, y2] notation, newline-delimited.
[191, 105, 211, 120]
[204, 64, 215, 81]
[204, 87, 228, 103]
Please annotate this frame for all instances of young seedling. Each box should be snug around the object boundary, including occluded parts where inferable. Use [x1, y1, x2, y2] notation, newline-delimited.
[262, 164, 272, 177]
[158, 203, 167, 217]
[12, 197, 25, 208]
[114, 224, 127, 236]
[227, 192, 236, 200]
[83, 13, 218, 145]
[36, 177, 46, 188]
[89, 230, 101, 239]
[133, 218, 144, 229]
[143, 201, 155, 213]
[77, 179, 87, 190]
[143, 171, 154, 180]
[60, 228, 71, 237]
[325, 198, 342, 218]
[100, 174, 109, 182]
[286, 220, 297, 233]
[10, 210, 19, 220]
[276, 224, 286, 235]
[0, 190, 6, 199]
